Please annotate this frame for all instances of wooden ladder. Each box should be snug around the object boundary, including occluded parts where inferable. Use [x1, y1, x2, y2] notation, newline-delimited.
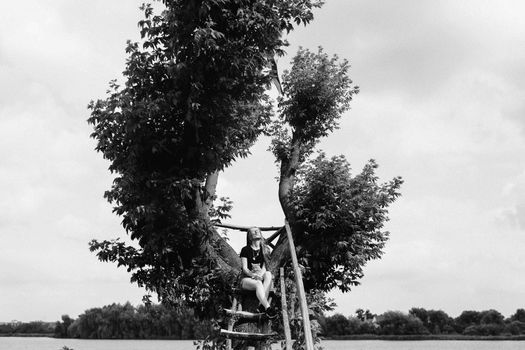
[216, 220, 312, 350]
[220, 288, 278, 350]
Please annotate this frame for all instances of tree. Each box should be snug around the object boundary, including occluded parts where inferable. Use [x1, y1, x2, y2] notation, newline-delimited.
[355, 309, 366, 321]
[65, 302, 214, 339]
[376, 311, 428, 335]
[426, 310, 453, 334]
[266, 48, 402, 292]
[409, 307, 429, 327]
[454, 310, 482, 333]
[505, 320, 525, 335]
[88, 0, 402, 325]
[463, 323, 504, 336]
[322, 314, 351, 336]
[480, 309, 504, 325]
[510, 308, 525, 323]
[356, 308, 375, 322]
[54, 315, 74, 338]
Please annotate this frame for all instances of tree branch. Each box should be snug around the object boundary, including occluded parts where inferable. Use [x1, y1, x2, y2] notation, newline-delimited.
[204, 171, 219, 211]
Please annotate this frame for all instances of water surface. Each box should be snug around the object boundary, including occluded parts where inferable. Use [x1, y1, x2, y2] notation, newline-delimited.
[1, 337, 524, 350]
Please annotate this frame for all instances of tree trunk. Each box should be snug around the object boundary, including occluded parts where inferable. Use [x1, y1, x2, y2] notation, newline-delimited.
[270, 138, 303, 272]
[198, 173, 242, 274]
[278, 138, 302, 222]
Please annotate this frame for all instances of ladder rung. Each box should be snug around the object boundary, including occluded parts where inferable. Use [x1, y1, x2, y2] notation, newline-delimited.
[220, 329, 277, 340]
[224, 309, 265, 320]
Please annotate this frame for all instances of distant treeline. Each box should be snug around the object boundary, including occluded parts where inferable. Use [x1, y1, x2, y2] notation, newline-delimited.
[54, 302, 214, 339]
[0, 321, 55, 336]
[3, 304, 525, 339]
[319, 308, 525, 337]
[0, 303, 212, 339]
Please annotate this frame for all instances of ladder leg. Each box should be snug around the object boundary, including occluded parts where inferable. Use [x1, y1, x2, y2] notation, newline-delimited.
[226, 296, 238, 350]
[280, 267, 292, 350]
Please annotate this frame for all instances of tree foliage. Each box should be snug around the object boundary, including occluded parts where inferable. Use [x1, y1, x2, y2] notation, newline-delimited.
[409, 308, 454, 334]
[55, 315, 74, 338]
[267, 47, 401, 294]
[64, 302, 213, 339]
[323, 313, 352, 336]
[88, 0, 323, 314]
[321, 307, 525, 337]
[454, 310, 482, 333]
[0, 321, 54, 336]
[376, 311, 428, 335]
[289, 154, 401, 291]
[510, 308, 525, 323]
[269, 47, 357, 162]
[480, 309, 505, 325]
[87, 0, 402, 322]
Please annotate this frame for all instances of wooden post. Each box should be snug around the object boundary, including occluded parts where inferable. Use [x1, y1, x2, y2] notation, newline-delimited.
[225, 296, 238, 350]
[280, 267, 292, 350]
[284, 220, 314, 350]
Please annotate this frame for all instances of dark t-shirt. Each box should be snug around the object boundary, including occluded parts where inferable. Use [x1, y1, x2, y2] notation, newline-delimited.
[240, 245, 265, 272]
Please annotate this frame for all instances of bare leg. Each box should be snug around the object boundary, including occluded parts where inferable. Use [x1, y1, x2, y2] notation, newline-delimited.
[241, 278, 270, 308]
[262, 271, 272, 299]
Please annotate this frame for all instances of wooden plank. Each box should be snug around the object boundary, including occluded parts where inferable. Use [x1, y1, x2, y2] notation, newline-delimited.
[224, 309, 264, 320]
[284, 220, 314, 350]
[280, 267, 292, 350]
[266, 227, 284, 243]
[214, 223, 282, 231]
[220, 329, 277, 340]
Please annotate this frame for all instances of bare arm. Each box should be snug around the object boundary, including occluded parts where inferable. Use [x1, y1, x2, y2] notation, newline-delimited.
[241, 257, 262, 280]
[241, 257, 254, 277]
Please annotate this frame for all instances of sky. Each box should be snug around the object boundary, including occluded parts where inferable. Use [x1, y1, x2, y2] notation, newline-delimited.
[1, 0, 524, 322]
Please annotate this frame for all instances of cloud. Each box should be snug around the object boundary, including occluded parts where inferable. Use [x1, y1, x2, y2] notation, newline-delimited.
[495, 170, 525, 230]
[0, 0, 148, 321]
[2, 0, 525, 321]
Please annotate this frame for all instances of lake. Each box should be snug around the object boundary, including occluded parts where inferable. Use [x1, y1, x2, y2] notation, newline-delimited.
[1, 337, 524, 350]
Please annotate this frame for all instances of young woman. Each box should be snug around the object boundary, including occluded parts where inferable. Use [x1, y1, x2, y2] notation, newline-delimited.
[240, 227, 276, 318]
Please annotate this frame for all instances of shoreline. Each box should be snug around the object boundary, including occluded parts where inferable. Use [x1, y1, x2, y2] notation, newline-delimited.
[0, 333, 54, 337]
[2, 334, 525, 341]
[323, 334, 525, 341]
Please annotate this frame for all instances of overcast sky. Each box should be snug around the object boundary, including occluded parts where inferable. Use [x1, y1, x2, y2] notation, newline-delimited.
[1, 0, 524, 322]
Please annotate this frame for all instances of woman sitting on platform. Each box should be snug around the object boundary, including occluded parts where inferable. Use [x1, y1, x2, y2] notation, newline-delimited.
[240, 227, 277, 318]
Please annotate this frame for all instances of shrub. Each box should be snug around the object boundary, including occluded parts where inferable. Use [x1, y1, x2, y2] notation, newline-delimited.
[504, 321, 525, 335]
[463, 323, 504, 336]
[376, 311, 429, 335]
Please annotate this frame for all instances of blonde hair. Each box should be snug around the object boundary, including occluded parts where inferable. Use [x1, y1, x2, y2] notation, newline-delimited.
[246, 227, 269, 265]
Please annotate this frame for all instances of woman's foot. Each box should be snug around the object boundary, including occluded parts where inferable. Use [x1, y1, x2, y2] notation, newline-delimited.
[256, 304, 266, 314]
[256, 304, 277, 319]
[265, 306, 277, 319]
